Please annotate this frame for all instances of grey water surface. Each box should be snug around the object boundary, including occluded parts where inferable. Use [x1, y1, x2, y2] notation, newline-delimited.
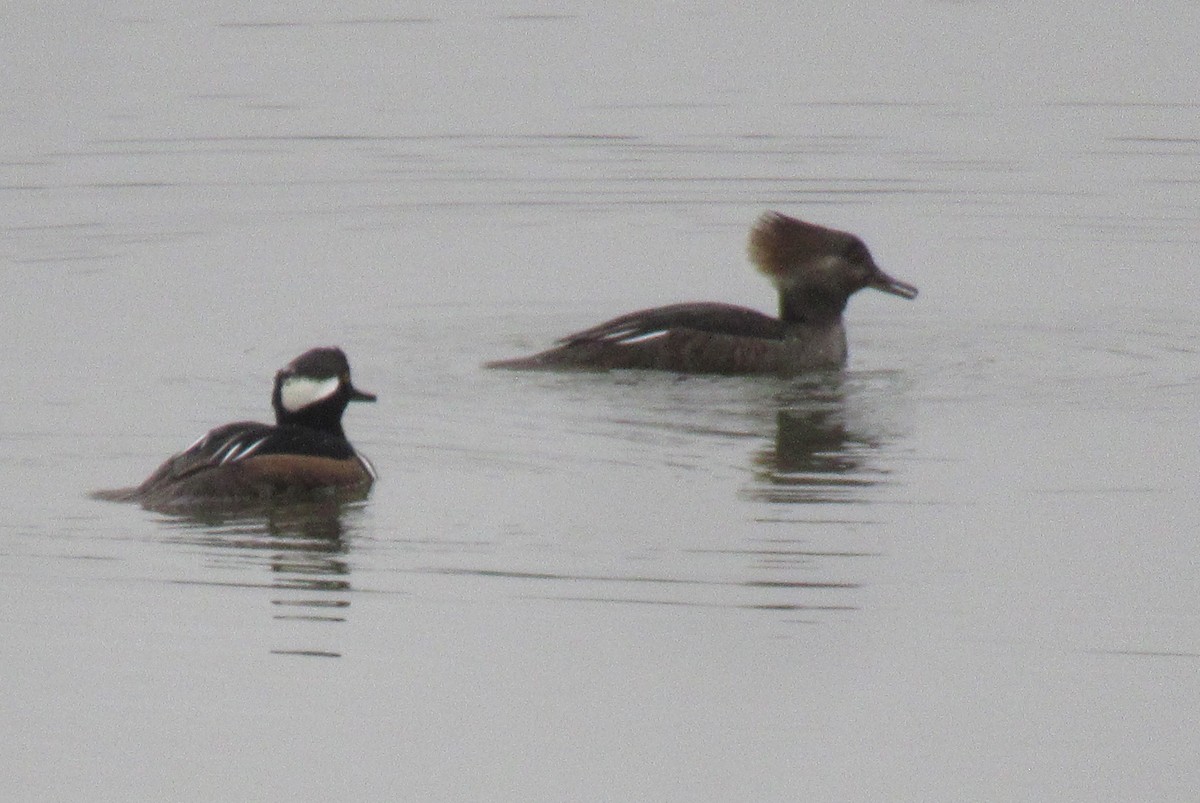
[5, 3, 1200, 801]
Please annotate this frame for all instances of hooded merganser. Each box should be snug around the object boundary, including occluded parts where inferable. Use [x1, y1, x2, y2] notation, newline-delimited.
[487, 211, 918, 376]
[94, 347, 377, 510]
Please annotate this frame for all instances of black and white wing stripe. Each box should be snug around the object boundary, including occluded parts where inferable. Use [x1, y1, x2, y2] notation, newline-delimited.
[143, 422, 276, 485]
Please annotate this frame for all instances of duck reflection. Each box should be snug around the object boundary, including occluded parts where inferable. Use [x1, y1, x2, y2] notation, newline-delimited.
[746, 375, 890, 505]
[159, 499, 363, 658]
[724, 373, 906, 624]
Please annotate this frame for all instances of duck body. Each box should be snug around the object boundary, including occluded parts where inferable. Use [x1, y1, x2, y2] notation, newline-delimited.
[491, 302, 849, 376]
[94, 347, 376, 511]
[115, 420, 376, 508]
[487, 212, 917, 377]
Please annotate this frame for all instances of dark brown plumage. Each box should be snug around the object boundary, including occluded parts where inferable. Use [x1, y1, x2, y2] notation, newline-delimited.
[93, 347, 376, 512]
[487, 212, 917, 376]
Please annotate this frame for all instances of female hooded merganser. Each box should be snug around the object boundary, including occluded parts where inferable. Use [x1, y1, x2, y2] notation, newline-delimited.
[94, 347, 377, 510]
[487, 211, 918, 376]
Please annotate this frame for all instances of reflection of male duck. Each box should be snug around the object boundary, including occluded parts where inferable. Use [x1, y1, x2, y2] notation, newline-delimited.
[163, 500, 360, 656]
[162, 500, 355, 592]
[262, 503, 352, 596]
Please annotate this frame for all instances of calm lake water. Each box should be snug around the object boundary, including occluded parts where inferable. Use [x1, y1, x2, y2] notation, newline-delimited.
[5, 3, 1200, 801]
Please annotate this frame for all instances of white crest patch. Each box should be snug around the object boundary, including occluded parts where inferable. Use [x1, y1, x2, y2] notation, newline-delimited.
[281, 375, 341, 412]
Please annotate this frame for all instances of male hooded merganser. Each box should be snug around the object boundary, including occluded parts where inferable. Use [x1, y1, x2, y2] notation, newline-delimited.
[94, 347, 376, 510]
[487, 211, 918, 376]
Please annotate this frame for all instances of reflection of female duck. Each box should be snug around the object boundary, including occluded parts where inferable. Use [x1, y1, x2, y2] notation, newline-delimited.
[489, 212, 917, 376]
[749, 386, 887, 505]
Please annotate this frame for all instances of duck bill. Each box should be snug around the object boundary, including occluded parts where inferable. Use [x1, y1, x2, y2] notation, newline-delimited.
[349, 386, 377, 403]
[871, 270, 919, 300]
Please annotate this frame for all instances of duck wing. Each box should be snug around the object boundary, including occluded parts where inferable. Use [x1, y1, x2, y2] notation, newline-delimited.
[559, 302, 785, 345]
[136, 422, 359, 488]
